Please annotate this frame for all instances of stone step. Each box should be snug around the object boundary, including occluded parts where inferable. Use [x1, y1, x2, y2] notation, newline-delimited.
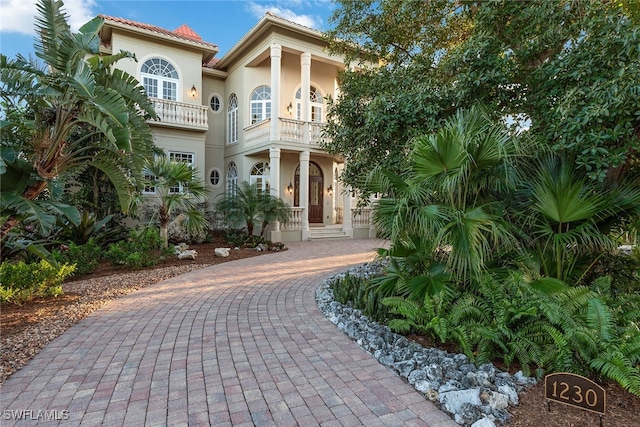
[309, 226, 350, 240]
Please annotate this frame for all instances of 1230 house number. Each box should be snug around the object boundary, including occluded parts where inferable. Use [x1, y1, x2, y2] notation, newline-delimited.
[544, 372, 606, 415]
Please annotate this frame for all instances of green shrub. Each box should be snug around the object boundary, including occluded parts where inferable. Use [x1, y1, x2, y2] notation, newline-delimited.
[331, 273, 393, 322]
[53, 239, 102, 276]
[0, 260, 75, 304]
[224, 229, 250, 247]
[379, 272, 640, 396]
[105, 227, 172, 269]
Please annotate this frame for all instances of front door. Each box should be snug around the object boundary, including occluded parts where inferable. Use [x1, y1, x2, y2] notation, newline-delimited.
[308, 174, 323, 223]
[294, 162, 323, 223]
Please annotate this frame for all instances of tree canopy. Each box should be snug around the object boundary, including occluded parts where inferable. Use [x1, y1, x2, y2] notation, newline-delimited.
[323, 0, 640, 194]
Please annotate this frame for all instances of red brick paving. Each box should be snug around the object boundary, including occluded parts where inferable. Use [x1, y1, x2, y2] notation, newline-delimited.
[0, 239, 457, 426]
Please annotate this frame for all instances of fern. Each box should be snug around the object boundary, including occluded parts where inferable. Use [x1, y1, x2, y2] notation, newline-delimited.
[591, 350, 640, 397]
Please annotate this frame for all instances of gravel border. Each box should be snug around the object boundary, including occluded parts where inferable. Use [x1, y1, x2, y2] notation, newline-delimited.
[0, 264, 210, 384]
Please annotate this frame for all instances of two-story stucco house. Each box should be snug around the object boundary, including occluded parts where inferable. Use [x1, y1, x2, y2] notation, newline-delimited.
[97, 12, 373, 242]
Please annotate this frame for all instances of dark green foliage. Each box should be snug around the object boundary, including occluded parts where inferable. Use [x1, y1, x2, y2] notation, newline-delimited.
[325, 0, 639, 191]
[52, 239, 102, 276]
[331, 273, 392, 322]
[104, 227, 172, 269]
[58, 211, 127, 247]
[0, 259, 74, 304]
[216, 181, 290, 237]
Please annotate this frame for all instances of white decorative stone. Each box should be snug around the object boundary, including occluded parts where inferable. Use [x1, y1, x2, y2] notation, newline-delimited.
[439, 388, 482, 414]
[174, 243, 189, 254]
[214, 247, 230, 258]
[177, 249, 197, 260]
[471, 416, 497, 427]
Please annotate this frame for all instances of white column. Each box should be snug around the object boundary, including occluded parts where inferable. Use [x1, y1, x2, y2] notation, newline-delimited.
[301, 52, 311, 144]
[269, 146, 282, 242]
[342, 188, 353, 238]
[299, 151, 311, 240]
[270, 44, 282, 141]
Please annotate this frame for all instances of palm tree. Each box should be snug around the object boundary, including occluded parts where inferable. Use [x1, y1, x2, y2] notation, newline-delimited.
[143, 156, 207, 247]
[515, 155, 640, 283]
[216, 181, 290, 238]
[0, 0, 156, 240]
[368, 107, 531, 287]
[258, 194, 290, 237]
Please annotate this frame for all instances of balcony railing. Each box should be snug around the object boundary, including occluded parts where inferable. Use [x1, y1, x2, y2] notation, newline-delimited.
[150, 98, 208, 131]
[244, 118, 326, 146]
[283, 207, 372, 230]
[282, 207, 304, 230]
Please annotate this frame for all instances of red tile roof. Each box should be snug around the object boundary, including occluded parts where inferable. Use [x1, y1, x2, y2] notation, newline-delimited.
[99, 15, 217, 50]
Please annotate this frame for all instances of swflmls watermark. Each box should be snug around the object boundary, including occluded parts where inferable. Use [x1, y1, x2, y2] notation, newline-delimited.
[3, 410, 69, 421]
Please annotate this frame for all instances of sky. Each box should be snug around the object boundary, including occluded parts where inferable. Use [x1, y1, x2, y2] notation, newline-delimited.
[0, 0, 338, 59]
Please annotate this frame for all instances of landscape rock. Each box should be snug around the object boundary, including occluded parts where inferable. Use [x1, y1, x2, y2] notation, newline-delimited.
[316, 261, 537, 426]
[214, 247, 230, 258]
[177, 249, 197, 260]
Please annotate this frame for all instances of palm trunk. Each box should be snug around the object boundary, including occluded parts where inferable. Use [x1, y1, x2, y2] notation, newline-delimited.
[160, 225, 168, 248]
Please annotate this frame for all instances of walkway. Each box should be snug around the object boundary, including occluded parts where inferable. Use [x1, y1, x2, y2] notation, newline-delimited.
[0, 239, 456, 426]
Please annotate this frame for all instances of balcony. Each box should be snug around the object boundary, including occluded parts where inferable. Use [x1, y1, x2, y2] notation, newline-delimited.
[149, 98, 208, 131]
[244, 118, 326, 146]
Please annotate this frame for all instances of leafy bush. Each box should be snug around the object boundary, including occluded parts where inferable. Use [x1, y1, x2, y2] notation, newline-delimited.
[224, 229, 251, 247]
[105, 227, 173, 269]
[52, 239, 102, 276]
[379, 273, 640, 396]
[331, 273, 392, 322]
[0, 260, 75, 304]
[58, 211, 128, 247]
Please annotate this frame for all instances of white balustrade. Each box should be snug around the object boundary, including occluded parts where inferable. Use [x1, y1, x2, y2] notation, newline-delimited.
[283, 207, 304, 230]
[352, 207, 372, 228]
[243, 118, 326, 145]
[245, 119, 271, 145]
[152, 98, 208, 129]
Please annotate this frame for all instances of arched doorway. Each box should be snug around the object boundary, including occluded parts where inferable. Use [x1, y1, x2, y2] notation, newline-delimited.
[294, 162, 323, 223]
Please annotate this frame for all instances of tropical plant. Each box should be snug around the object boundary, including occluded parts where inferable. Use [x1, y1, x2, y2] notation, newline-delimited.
[514, 156, 640, 283]
[367, 107, 528, 285]
[52, 239, 102, 275]
[104, 226, 172, 268]
[0, 0, 156, 244]
[215, 181, 290, 238]
[142, 156, 207, 247]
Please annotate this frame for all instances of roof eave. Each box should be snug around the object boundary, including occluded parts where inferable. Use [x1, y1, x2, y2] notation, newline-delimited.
[216, 14, 324, 69]
[101, 18, 219, 63]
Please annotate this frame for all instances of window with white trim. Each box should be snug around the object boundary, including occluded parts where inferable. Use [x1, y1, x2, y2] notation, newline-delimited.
[295, 86, 324, 122]
[250, 86, 271, 124]
[250, 162, 270, 193]
[210, 94, 221, 113]
[227, 93, 238, 144]
[227, 162, 238, 195]
[169, 151, 194, 194]
[209, 168, 221, 187]
[141, 58, 178, 100]
[143, 169, 156, 194]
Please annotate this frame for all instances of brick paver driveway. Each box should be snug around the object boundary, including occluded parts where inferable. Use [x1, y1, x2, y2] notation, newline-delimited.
[1, 239, 456, 426]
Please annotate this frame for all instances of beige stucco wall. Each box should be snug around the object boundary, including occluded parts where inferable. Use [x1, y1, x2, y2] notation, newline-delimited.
[203, 74, 227, 205]
[110, 31, 204, 105]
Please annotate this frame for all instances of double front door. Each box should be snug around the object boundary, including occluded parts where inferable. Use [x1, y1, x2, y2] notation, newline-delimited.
[294, 162, 323, 223]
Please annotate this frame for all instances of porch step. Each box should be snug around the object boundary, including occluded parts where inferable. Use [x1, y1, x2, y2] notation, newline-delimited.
[309, 225, 350, 240]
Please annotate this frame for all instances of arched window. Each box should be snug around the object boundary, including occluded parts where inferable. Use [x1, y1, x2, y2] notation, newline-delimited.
[295, 86, 323, 122]
[141, 58, 178, 100]
[227, 162, 238, 195]
[250, 86, 271, 124]
[227, 94, 238, 144]
[250, 161, 270, 192]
